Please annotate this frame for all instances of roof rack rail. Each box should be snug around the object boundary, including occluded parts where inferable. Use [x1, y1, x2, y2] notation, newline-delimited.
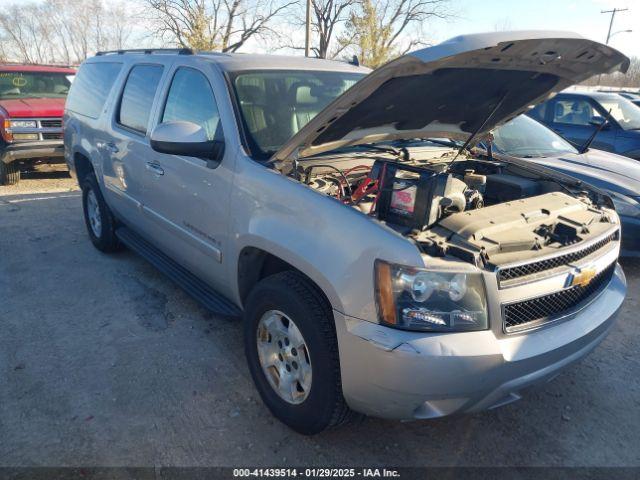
[95, 48, 194, 56]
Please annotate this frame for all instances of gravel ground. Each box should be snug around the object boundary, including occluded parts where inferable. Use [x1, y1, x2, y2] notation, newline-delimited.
[1, 166, 639, 467]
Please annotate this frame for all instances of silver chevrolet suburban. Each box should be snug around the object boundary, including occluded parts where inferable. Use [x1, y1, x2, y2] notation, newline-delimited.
[64, 31, 629, 434]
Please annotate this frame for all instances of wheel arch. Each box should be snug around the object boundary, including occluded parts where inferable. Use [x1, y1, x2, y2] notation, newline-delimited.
[237, 245, 339, 314]
[70, 134, 103, 186]
[74, 151, 95, 184]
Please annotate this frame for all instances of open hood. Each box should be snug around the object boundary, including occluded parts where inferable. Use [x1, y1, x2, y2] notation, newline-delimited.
[272, 31, 629, 168]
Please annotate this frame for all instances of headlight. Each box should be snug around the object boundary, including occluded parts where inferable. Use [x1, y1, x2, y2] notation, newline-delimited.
[12, 133, 39, 140]
[374, 260, 488, 332]
[609, 192, 640, 218]
[9, 120, 37, 129]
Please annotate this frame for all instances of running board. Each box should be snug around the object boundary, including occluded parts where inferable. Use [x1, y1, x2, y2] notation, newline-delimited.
[116, 227, 241, 318]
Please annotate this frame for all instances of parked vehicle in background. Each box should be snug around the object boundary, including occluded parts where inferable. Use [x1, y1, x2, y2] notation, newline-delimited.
[476, 115, 640, 256]
[619, 92, 640, 107]
[0, 64, 75, 185]
[527, 91, 640, 160]
[599, 90, 640, 107]
[65, 32, 628, 434]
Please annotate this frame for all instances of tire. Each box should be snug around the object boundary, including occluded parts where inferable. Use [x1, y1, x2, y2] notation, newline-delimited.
[81, 173, 121, 252]
[0, 161, 20, 185]
[244, 271, 356, 434]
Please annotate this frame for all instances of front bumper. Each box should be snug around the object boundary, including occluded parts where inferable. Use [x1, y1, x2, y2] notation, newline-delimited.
[1, 140, 64, 164]
[334, 264, 626, 420]
[620, 215, 640, 257]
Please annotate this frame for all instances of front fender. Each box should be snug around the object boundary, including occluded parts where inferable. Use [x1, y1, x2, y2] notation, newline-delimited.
[228, 157, 423, 322]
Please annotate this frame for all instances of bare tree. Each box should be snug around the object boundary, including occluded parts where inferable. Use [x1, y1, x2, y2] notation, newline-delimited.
[0, 0, 137, 64]
[285, 0, 356, 58]
[492, 17, 513, 32]
[339, 0, 450, 68]
[0, 4, 50, 63]
[581, 56, 640, 88]
[144, 0, 295, 52]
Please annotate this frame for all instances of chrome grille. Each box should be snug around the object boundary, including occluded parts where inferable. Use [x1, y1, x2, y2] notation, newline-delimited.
[42, 132, 63, 139]
[7, 117, 63, 142]
[497, 231, 618, 285]
[502, 262, 616, 333]
[39, 119, 62, 128]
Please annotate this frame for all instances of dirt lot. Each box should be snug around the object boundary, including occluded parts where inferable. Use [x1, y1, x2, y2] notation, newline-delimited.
[1, 166, 639, 467]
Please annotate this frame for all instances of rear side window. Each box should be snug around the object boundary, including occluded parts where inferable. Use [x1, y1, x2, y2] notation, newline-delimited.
[118, 64, 164, 134]
[66, 62, 121, 119]
[162, 68, 223, 141]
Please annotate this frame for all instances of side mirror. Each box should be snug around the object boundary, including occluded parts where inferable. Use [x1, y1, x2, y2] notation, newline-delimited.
[150, 121, 224, 167]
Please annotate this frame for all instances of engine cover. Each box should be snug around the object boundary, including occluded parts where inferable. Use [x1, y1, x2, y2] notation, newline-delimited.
[420, 192, 617, 265]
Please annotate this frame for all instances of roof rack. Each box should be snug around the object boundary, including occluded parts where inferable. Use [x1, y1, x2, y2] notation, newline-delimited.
[95, 48, 194, 56]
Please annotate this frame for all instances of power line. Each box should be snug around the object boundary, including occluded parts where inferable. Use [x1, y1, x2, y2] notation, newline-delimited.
[601, 7, 629, 45]
[598, 7, 630, 85]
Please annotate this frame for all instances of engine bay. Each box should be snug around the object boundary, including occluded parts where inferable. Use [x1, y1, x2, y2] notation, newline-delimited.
[298, 148, 618, 268]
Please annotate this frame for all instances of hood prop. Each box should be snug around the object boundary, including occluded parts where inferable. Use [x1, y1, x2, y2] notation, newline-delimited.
[445, 90, 510, 172]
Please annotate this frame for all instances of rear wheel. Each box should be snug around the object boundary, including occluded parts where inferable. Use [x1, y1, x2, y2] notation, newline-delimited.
[244, 271, 355, 434]
[0, 161, 20, 185]
[81, 173, 121, 252]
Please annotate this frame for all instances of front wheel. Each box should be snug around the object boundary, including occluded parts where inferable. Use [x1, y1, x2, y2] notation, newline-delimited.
[244, 271, 355, 434]
[0, 161, 20, 185]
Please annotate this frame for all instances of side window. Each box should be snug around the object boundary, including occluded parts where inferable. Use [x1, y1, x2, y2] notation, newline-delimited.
[552, 99, 596, 126]
[162, 68, 223, 142]
[66, 62, 122, 119]
[118, 64, 164, 134]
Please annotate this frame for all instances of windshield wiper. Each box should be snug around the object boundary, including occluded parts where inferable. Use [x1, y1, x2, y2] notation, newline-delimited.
[398, 138, 461, 149]
[579, 108, 611, 154]
[361, 143, 403, 157]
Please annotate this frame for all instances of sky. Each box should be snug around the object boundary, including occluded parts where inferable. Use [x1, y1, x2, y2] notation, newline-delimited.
[8, 0, 638, 59]
[238, 0, 640, 60]
[428, 0, 639, 58]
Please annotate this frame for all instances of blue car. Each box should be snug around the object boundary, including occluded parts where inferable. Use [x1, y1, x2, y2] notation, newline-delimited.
[527, 91, 640, 160]
[608, 91, 640, 107]
[482, 114, 640, 256]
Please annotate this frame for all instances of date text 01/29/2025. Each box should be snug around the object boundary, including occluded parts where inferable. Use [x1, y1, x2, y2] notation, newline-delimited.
[232, 468, 401, 478]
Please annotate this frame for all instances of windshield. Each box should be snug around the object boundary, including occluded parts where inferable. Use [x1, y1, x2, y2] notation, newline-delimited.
[491, 114, 578, 158]
[599, 96, 640, 130]
[231, 70, 365, 159]
[0, 71, 74, 99]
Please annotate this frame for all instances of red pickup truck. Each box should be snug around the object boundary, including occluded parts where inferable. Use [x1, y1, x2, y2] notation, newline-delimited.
[0, 64, 76, 185]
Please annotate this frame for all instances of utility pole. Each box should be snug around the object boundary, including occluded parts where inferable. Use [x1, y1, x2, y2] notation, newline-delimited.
[598, 7, 629, 85]
[305, 0, 312, 57]
[602, 7, 628, 44]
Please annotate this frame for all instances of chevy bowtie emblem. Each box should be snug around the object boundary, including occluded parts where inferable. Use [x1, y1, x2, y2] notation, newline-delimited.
[567, 267, 597, 288]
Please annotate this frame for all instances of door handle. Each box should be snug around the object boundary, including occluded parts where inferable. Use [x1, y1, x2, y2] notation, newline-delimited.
[146, 162, 164, 176]
[97, 141, 119, 154]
